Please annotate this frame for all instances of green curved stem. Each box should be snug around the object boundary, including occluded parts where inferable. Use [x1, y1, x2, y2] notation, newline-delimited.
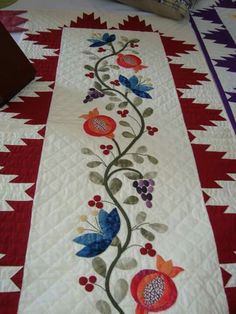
[93, 41, 146, 314]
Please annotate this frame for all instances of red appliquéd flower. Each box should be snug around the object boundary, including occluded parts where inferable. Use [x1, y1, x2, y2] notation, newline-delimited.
[146, 126, 158, 136]
[100, 144, 113, 155]
[131, 255, 184, 314]
[140, 243, 156, 257]
[116, 53, 147, 73]
[98, 47, 106, 52]
[85, 72, 94, 78]
[80, 108, 116, 139]
[117, 110, 129, 118]
[88, 195, 103, 208]
[110, 80, 120, 86]
[79, 275, 97, 292]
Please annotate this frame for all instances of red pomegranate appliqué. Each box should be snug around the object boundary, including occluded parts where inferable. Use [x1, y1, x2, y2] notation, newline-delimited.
[80, 108, 116, 138]
[116, 53, 147, 72]
[131, 255, 184, 313]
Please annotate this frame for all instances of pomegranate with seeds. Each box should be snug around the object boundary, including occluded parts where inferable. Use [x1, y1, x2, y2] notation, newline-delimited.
[131, 255, 184, 313]
[80, 108, 116, 139]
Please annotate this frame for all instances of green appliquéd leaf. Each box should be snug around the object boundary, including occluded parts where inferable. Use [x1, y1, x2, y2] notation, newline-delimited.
[143, 107, 153, 118]
[102, 74, 110, 81]
[117, 159, 133, 167]
[94, 81, 102, 91]
[118, 101, 128, 108]
[81, 148, 94, 155]
[92, 257, 107, 278]
[103, 90, 116, 96]
[132, 154, 144, 164]
[116, 257, 137, 270]
[140, 228, 155, 241]
[109, 97, 121, 102]
[99, 67, 110, 72]
[136, 146, 147, 154]
[147, 155, 158, 165]
[133, 97, 143, 106]
[144, 171, 157, 179]
[120, 36, 129, 42]
[84, 64, 94, 71]
[105, 103, 115, 111]
[149, 223, 168, 233]
[87, 161, 102, 168]
[111, 236, 121, 247]
[114, 279, 129, 304]
[109, 178, 122, 195]
[136, 211, 147, 224]
[110, 65, 120, 70]
[124, 172, 142, 180]
[96, 300, 111, 314]
[130, 38, 140, 43]
[119, 121, 131, 127]
[89, 172, 104, 185]
[122, 131, 135, 138]
[124, 195, 139, 205]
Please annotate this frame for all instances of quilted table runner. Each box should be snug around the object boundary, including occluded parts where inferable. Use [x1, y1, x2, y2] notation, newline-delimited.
[0, 9, 236, 314]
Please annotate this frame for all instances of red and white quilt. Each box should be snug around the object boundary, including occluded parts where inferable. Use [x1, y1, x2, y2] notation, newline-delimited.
[0, 9, 236, 314]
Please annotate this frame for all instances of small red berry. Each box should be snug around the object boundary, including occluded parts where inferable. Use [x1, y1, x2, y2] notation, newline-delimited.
[85, 284, 94, 292]
[107, 144, 113, 150]
[100, 144, 106, 150]
[145, 243, 152, 250]
[124, 110, 129, 114]
[148, 131, 154, 136]
[88, 200, 96, 207]
[79, 276, 88, 286]
[140, 248, 147, 255]
[146, 126, 152, 130]
[117, 110, 122, 114]
[98, 47, 106, 52]
[93, 195, 101, 202]
[103, 149, 110, 155]
[96, 202, 103, 209]
[148, 249, 156, 257]
[153, 127, 158, 132]
[89, 276, 97, 284]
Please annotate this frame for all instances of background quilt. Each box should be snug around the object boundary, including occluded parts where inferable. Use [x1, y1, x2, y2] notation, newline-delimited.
[191, 0, 236, 132]
[0, 8, 236, 314]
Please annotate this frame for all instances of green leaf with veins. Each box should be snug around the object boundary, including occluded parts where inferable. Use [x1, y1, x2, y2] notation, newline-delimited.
[124, 172, 142, 180]
[136, 211, 147, 224]
[132, 154, 144, 164]
[136, 146, 147, 154]
[117, 159, 133, 167]
[122, 131, 135, 138]
[119, 121, 131, 127]
[105, 103, 115, 111]
[124, 195, 139, 204]
[119, 101, 128, 108]
[87, 161, 102, 168]
[140, 228, 155, 241]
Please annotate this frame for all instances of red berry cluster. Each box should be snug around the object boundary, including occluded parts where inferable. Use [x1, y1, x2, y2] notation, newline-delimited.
[110, 80, 120, 86]
[88, 195, 103, 209]
[85, 72, 94, 79]
[79, 275, 97, 292]
[130, 42, 139, 48]
[98, 47, 106, 52]
[117, 110, 129, 118]
[140, 243, 156, 257]
[100, 144, 113, 155]
[146, 126, 158, 136]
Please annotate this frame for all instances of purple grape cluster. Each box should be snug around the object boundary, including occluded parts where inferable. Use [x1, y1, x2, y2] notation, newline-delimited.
[83, 88, 104, 103]
[133, 179, 155, 208]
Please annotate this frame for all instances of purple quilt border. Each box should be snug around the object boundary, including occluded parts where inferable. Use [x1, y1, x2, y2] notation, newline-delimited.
[190, 15, 236, 133]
